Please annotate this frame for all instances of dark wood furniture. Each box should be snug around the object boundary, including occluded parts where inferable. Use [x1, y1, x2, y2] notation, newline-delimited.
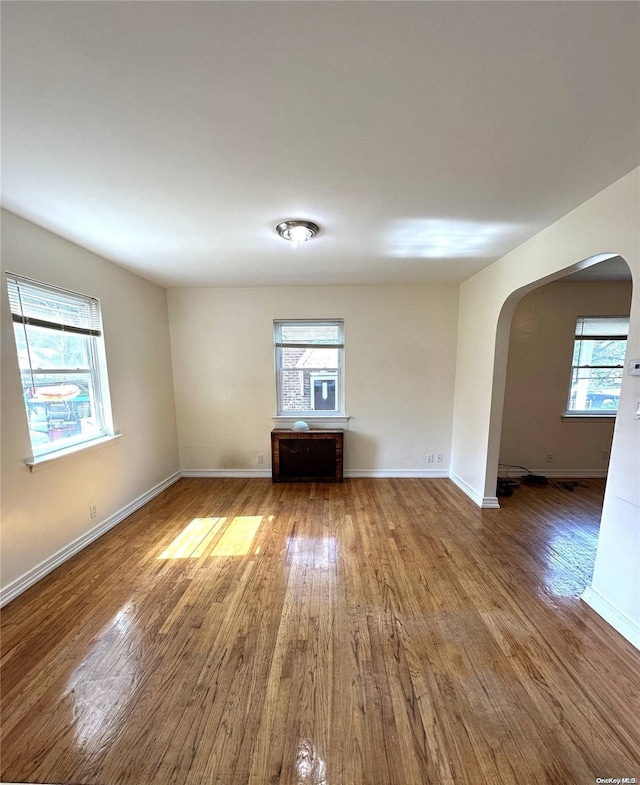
[271, 429, 344, 482]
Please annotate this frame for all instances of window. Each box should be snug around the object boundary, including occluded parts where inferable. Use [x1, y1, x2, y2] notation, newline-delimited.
[274, 320, 344, 416]
[6, 273, 114, 458]
[566, 316, 629, 414]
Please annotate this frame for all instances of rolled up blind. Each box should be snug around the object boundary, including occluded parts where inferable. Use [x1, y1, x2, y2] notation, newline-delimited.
[575, 316, 628, 340]
[275, 320, 343, 348]
[6, 273, 102, 336]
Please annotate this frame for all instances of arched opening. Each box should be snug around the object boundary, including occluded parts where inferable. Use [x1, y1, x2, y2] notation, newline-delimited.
[495, 255, 632, 494]
[480, 252, 639, 645]
[484, 253, 634, 503]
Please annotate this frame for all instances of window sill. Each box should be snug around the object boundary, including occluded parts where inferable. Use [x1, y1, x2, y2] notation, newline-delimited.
[26, 433, 122, 472]
[272, 415, 350, 429]
[561, 413, 616, 422]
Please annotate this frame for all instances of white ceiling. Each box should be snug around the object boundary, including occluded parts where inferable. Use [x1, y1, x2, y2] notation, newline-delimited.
[1, 1, 639, 289]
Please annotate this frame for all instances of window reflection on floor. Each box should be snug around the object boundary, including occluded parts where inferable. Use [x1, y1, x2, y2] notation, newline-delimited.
[541, 530, 595, 598]
[286, 536, 337, 569]
[67, 601, 139, 750]
[159, 515, 271, 559]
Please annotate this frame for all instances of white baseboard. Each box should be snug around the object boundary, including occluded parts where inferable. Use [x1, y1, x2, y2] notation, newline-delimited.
[538, 469, 608, 478]
[181, 469, 272, 478]
[0, 471, 182, 608]
[449, 472, 500, 508]
[581, 587, 640, 650]
[454, 469, 607, 508]
[345, 469, 449, 478]
[499, 469, 608, 479]
[182, 469, 450, 479]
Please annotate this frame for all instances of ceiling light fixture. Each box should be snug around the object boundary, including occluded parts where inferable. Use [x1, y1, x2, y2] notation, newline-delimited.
[275, 220, 320, 250]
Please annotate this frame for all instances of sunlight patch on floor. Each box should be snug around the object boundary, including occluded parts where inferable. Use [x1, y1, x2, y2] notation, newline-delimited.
[159, 515, 270, 559]
[211, 516, 263, 556]
[159, 517, 227, 559]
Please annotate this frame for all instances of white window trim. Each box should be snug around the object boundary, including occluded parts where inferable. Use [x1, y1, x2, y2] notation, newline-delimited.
[272, 415, 350, 428]
[25, 432, 122, 472]
[274, 319, 345, 417]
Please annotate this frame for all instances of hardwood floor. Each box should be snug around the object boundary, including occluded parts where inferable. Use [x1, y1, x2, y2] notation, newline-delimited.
[1, 478, 639, 785]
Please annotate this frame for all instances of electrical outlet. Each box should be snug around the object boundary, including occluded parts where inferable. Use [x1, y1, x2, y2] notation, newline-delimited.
[546, 453, 554, 464]
[89, 504, 97, 519]
[427, 453, 434, 464]
[257, 454, 264, 465]
[601, 450, 610, 462]
[436, 453, 443, 463]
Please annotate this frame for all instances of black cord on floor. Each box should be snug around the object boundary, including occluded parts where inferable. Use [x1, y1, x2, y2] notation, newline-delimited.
[498, 465, 592, 495]
[550, 480, 590, 492]
[498, 463, 531, 480]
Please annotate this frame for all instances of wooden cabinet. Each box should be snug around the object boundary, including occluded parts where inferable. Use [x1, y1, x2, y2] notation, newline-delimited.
[271, 429, 344, 483]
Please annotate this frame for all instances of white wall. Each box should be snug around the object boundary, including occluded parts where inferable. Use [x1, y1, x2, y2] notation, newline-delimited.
[167, 285, 458, 475]
[450, 167, 640, 646]
[500, 279, 632, 475]
[1, 210, 180, 597]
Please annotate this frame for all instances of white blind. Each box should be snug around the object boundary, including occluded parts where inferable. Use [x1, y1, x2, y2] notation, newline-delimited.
[575, 316, 629, 339]
[6, 273, 102, 336]
[275, 321, 343, 348]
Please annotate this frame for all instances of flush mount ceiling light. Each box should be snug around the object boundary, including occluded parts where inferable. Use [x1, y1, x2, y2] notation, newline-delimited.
[275, 220, 320, 250]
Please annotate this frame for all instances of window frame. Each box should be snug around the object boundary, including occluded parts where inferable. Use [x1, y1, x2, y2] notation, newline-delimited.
[564, 314, 628, 418]
[6, 272, 115, 462]
[274, 319, 345, 418]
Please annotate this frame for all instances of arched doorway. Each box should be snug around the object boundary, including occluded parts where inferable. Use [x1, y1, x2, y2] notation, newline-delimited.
[484, 253, 633, 503]
[495, 255, 632, 491]
[480, 253, 638, 647]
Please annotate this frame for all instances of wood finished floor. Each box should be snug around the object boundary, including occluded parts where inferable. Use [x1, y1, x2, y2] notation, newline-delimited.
[1, 478, 639, 785]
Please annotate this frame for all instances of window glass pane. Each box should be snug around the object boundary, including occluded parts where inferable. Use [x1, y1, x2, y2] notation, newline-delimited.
[280, 369, 309, 413]
[282, 346, 339, 370]
[13, 324, 29, 369]
[571, 341, 581, 366]
[585, 339, 626, 367]
[280, 368, 340, 412]
[568, 367, 623, 411]
[22, 370, 104, 454]
[279, 345, 340, 413]
[15, 324, 90, 370]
